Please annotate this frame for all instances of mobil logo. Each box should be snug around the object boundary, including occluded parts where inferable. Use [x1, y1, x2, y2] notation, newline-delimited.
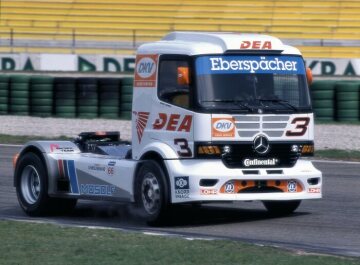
[136, 56, 156, 79]
[213, 119, 234, 132]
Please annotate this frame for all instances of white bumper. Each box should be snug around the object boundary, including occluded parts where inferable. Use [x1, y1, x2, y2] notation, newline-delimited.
[165, 159, 322, 203]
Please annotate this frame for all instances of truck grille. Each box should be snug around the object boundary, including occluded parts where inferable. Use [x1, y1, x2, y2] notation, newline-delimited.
[222, 143, 300, 168]
[234, 115, 290, 138]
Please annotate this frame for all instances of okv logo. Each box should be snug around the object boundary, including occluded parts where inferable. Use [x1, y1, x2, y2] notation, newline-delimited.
[136, 57, 156, 79]
[213, 119, 234, 132]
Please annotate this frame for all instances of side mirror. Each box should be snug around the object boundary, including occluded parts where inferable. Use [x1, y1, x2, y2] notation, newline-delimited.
[177, 66, 190, 86]
[306, 67, 313, 86]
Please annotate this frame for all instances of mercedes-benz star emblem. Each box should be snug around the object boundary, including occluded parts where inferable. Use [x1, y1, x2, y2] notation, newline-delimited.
[253, 135, 270, 155]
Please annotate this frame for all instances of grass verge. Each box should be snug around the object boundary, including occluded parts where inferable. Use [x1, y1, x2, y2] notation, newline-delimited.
[0, 220, 359, 265]
[0, 134, 71, 144]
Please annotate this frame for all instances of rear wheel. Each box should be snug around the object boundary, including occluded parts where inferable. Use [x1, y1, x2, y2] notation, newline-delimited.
[135, 161, 169, 225]
[262, 200, 301, 215]
[15, 152, 76, 216]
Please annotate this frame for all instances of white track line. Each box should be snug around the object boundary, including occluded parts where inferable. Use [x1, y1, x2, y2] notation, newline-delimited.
[0, 144, 22, 147]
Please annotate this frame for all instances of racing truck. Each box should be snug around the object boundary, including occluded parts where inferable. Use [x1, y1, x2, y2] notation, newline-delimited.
[14, 32, 322, 224]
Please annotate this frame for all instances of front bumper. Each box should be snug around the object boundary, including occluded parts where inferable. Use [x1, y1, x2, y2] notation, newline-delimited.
[164, 159, 322, 203]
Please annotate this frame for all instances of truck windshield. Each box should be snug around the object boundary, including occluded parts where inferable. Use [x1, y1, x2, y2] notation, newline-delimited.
[195, 55, 311, 113]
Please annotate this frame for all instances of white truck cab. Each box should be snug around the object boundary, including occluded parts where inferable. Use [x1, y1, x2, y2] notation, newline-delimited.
[132, 31, 321, 208]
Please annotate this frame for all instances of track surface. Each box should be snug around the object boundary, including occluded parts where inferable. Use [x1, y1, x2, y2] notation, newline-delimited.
[1, 145, 360, 257]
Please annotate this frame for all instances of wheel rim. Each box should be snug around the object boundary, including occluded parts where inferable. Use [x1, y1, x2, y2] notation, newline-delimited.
[141, 172, 161, 215]
[20, 165, 41, 205]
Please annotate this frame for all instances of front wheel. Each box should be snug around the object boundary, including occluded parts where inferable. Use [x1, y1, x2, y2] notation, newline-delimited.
[135, 161, 169, 225]
[262, 200, 301, 215]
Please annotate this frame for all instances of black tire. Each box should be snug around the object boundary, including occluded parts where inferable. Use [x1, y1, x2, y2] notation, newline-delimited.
[55, 99, 76, 106]
[0, 103, 8, 112]
[99, 106, 119, 114]
[99, 92, 120, 100]
[30, 91, 53, 99]
[314, 108, 334, 117]
[336, 92, 359, 101]
[263, 200, 301, 215]
[54, 77, 76, 85]
[311, 90, 334, 100]
[119, 111, 132, 120]
[10, 75, 31, 83]
[99, 99, 119, 106]
[121, 77, 133, 86]
[121, 85, 133, 94]
[0, 97, 8, 104]
[30, 98, 53, 106]
[0, 75, 9, 83]
[99, 78, 121, 86]
[99, 85, 120, 93]
[55, 106, 76, 113]
[0, 90, 8, 97]
[15, 152, 55, 216]
[30, 76, 54, 85]
[120, 102, 132, 111]
[310, 80, 336, 91]
[10, 98, 29, 105]
[10, 90, 29, 98]
[10, 83, 29, 91]
[55, 91, 76, 99]
[77, 98, 98, 106]
[135, 161, 169, 225]
[31, 105, 53, 112]
[10, 105, 29, 112]
[121, 94, 133, 103]
[337, 100, 359, 110]
[30, 84, 53, 92]
[311, 100, 333, 108]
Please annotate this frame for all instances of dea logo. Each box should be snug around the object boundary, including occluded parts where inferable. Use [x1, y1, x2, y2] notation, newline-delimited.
[136, 57, 156, 79]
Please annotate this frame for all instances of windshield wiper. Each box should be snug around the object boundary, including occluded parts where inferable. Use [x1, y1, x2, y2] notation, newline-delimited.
[257, 98, 299, 112]
[202, 99, 254, 112]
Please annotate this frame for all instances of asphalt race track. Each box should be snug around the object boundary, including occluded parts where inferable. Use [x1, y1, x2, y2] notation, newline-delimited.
[1, 145, 360, 257]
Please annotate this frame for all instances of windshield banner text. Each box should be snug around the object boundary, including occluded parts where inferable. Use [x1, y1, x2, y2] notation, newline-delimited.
[196, 56, 305, 75]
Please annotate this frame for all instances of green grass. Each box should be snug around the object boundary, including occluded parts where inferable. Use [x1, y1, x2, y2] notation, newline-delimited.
[315, 149, 360, 161]
[0, 220, 358, 265]
[0, 134, 72, 144]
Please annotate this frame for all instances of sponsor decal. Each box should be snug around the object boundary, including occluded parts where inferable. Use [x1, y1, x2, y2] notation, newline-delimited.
[240, 40, 272, 50]
[153, 113, 193, 132]
[243, 158, 279, 167]
[200, 188, 218, 195]
[225, 182, 235, 193]
[196, 55, 304, 75]
[57, 160, 80, 194]
[50, 144, 75, 153]
[174, 176, 190, 199]
[80, 184, 116, 196]
[88, 164, 106, 172]
[134, 111, 150, 143]
[88, 163, 115, 176]
[308, 188, 321, 193]
[134, 54, 158, 87]
[108, 161, 116, 166]
[212, 117, 235, 137]
[287, 180, 297, 193]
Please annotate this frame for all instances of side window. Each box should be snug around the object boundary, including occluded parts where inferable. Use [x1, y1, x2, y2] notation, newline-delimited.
[158, 60, 191, 108]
